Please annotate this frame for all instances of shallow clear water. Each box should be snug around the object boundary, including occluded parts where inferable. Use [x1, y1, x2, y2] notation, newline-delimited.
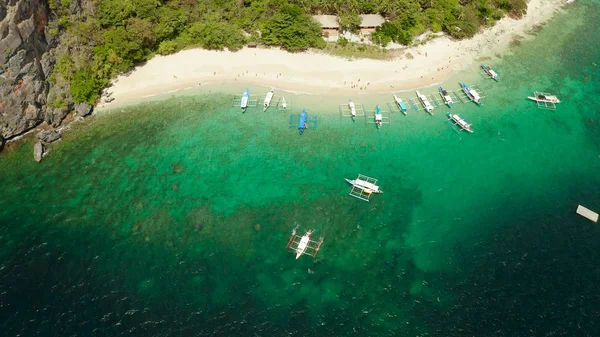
[1, 2, 600, 336]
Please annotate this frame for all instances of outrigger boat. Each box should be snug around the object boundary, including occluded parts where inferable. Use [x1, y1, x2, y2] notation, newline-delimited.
[416, 90, 434, 115]
[349, 98, 357, 121]
[446, 112, 473, 133]
[241, 88, 250, 112]
[460, 82, 482, 105]
[439, 87, 453, 108]
[345, 174, 382, 202]
[375, 105, 383, 128]
[480, 64, 499, 81]
[527, 92, 561, 104]
[298, 108, 308, 135]
[263, 89, 274, 111]
[393, 95, 408, 115]
[281, 97, 287, 111]
[286, 228, 323, 259]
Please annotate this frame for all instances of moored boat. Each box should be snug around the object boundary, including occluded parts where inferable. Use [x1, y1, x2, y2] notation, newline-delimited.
[241, 88, 250, 112]
[298, 108, 308, 135]
[345, 177, 382, 194]
[349, 98, 356, 121]
[393, 94, 407, 114]
[286, 228, 323, 259]
[375, 105, 382, 128]
[416, 90, 434, 114]
[460, 82, 482, 105]
[345, 174, 382, 201]
[295, 230, 312, 259]
[439, 87, 453, 108]
[527, 93, 561, 104]
[446, 112, 473, 133]
[282, 97, 287, 111]
[263, 89, 274, 111]
[481, 64, 499, 81]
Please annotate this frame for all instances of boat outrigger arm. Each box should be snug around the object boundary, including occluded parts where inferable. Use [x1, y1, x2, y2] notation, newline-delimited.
[286, 228, 323, 259]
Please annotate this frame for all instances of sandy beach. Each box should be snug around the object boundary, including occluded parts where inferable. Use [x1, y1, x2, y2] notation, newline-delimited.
[100, 0, 564, 108]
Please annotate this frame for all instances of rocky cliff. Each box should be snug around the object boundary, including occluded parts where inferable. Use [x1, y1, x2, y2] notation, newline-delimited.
[0, 0, 60, 150]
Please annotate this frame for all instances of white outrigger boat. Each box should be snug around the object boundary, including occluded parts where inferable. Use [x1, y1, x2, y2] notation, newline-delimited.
[528, 92, 561, 104]
[345, 174, 382, 202]
[393, 95, 408, 115]
[241, 88, 250, 112]
[481, 64, 499, 81]
[439, 87, 453, 108]
[349, 98, 357, 121]
[528, 92, 561, 109]
[263, 89, 274, 111]
[416, 90, 434, 115]
[460, 82, 482, 105]
[286, 228, 323, 259]
[446, 112, 473, 133]
[281, 97, 287, 111]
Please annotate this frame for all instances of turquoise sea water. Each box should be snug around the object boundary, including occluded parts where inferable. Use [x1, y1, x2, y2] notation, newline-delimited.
[2, 3, 600, 336]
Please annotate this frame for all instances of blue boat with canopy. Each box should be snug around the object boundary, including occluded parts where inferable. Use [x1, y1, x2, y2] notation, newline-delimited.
[298, 108, 308, 135]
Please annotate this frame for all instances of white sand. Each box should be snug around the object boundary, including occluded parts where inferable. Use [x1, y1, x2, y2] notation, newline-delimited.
[100, 0, 564, 108]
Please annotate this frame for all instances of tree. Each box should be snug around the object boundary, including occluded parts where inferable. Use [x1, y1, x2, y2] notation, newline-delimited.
[126, 18, 156, 49]
[133, 0, 162, 20]
[102, 26, 146, 72]
[153, 6, 187, 41]
[70, 71, 103, 104]
[261, 5, 324, 51]
[97, 0, 134, 27]
[338, 13, 362, 34]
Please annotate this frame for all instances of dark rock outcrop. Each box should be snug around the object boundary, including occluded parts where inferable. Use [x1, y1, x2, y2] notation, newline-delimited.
[37, 129, 60, 143]
[74, 102, 92, 117]
[0, 0, 62, 150]
[33, 141, 43, 162]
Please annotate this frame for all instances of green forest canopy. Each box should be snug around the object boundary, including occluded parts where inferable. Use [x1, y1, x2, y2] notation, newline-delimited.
[48, 0, 527, 105]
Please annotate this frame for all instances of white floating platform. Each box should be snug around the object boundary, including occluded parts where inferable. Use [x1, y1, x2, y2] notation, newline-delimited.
[576, 205, 598, 223]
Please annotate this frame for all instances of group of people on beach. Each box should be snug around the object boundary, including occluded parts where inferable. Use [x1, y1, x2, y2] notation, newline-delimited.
[345, 79, 371, 90]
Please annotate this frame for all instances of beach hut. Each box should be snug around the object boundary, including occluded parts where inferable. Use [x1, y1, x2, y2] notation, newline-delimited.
[312, 15, 340, 37]
[358, 14, 385, 34]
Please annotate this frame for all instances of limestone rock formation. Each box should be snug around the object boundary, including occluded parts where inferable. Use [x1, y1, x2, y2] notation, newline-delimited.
[33, 141, 43, 162]
[37, 129, 60, 143]
[75, 102, 93, 117]
[0, 0, 60, 149]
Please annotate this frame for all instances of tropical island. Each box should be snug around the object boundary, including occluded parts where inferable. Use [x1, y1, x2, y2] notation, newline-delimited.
[1, 0, 561, 154]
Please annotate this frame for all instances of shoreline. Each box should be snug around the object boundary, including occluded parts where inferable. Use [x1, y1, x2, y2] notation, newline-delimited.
[98, 0, 564, 110]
